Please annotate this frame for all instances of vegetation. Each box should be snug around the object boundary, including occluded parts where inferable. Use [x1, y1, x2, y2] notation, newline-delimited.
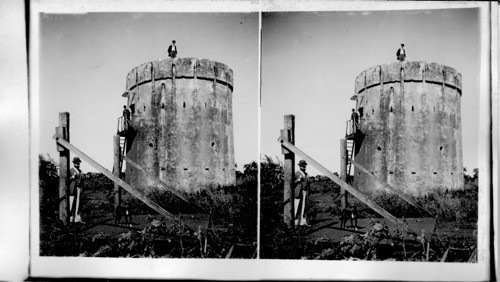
[260, 156, 478, 261]
[39, 154, 257, 258]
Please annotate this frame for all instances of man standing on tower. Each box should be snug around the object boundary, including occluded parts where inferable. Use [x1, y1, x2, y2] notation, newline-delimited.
[294, 160, 310, 226]
[351, 108, 359, 134]
[396, 43, 406, 61]
[123, 105, 131, 130]
[168, 40, 177, 58]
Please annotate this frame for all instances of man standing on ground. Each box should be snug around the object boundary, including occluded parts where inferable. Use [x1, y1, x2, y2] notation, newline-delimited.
[294, 160, 310, 226]
[168, 40, 178, 58]
[123, 105, 131, 130]
[396, 43, 406, 61]
[69, 157, 84, 223]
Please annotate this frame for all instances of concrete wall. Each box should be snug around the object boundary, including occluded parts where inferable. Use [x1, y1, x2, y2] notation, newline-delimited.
[124, 58, 235, 194]
[352, 61, 463, 196]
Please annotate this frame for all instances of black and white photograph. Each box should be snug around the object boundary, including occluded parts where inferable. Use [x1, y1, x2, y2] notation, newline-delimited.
[0, 0, 496, 280]
[259, 3, 491, 273]
[33, 10, 259, 259]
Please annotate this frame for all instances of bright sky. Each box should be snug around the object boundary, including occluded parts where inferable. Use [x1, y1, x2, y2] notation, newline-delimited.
[38, 12, 259, 173]
[261, 8, 481, 175]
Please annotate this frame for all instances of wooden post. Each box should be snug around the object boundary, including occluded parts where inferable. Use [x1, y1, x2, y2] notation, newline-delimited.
[281, 115, 295, 228]
[56, 112, 70, 224]
[340, 139, 348, 210]
[113, 136, 122, 209]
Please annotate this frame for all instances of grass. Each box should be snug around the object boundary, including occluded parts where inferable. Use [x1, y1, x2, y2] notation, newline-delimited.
[259, 156, 478, 261]
[39, 154, 257, 258]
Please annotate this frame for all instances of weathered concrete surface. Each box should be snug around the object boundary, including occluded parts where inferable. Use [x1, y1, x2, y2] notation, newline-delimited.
[124, 58, 235, 194]
[352, 61, 463, 196]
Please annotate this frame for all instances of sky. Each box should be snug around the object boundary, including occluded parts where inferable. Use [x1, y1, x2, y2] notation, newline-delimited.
[261, 8, 481, 176]
[38, 12, 259, 173]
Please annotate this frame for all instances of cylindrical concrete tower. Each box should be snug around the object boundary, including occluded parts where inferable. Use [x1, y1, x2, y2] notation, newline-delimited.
[352, 61, 464, 196]
[123, 58, 236, 194]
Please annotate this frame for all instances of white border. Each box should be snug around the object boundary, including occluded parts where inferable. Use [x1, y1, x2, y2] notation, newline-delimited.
[29, 0, 494, 280]
[0, 0, 30, 281]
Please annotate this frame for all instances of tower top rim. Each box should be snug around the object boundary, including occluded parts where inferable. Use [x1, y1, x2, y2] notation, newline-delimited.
[125, 57, 233, 91]
[354, 61, 462, 95]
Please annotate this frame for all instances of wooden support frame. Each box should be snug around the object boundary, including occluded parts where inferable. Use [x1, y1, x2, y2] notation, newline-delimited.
[349, 159, 434, 218]
[53, 135, 193, 231]
[281, 115, 295, 228]
[56, 112, 70, 224]
[280, 139, 417, 234]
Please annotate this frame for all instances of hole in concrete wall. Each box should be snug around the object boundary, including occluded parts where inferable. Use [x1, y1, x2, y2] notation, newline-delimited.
[377, 146, 381, 151]
[372, 109, 374, 114]
[440, 146, 443, 151]
[358, 107, 364, 118]
[148, 143, 153, 148]
[205, 168, 210, 171]
[143, 106, 146, 111]
[161, 103, 165, 109]
[451, 172, 454, 175]
[222, 168, 226, 171]
[389, 171, 393, 174]
[390, 107, 393, 112]
[433, 172, 438, 174]
[130, 104, 136, 115]
[412, 105, 414, 111]
[183, 102, 186, 108]
[183, 168, 188, 171]
[129, 168, 133, 172]
[411, 172, 416, 174]
[161, 167, 166, 171]
[211, 142, 215, 147]
[358, 172, 361, 175]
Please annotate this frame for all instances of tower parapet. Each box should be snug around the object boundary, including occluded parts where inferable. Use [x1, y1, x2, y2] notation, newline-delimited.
[351, 61, 463, 196]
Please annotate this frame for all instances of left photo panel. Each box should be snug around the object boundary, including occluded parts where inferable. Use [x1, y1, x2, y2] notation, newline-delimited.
[34, 12, 259, 259]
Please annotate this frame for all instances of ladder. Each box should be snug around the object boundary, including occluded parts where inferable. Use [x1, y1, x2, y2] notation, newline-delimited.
[118, 136, 127, 174]
[346, 139, 355, 181]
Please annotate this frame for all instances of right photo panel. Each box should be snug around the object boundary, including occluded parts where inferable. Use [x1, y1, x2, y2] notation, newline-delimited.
[260, 9, 483, 262]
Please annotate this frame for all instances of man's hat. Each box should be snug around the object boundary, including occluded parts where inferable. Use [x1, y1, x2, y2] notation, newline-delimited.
[401, 43, 405, 46]
[72, 157, 82, 164]
[298, 160, 307, 167]
[172, 40, 176, 43]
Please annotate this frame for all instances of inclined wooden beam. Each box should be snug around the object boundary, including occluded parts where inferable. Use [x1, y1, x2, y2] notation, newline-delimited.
[349, 159, 435, 218]
[53, 135, 192, 230]
[280, 140, 416, 234]
[123, 156, 207, 213]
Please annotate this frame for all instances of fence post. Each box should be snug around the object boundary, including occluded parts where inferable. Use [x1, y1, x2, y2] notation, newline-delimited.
[113, 135, 122, 209]
[281, 115, 295, 228]
[56, 112, 70, 224]
[340, 138, 348, 210]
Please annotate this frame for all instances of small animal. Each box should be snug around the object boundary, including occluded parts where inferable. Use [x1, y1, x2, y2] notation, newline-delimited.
[115, 204, 132, 226]
[340, 205, 358, 230]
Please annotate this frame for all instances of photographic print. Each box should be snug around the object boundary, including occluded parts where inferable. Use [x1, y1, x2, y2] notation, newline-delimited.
[260, 8, 487, 264]
[34, 11, 259, 259]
